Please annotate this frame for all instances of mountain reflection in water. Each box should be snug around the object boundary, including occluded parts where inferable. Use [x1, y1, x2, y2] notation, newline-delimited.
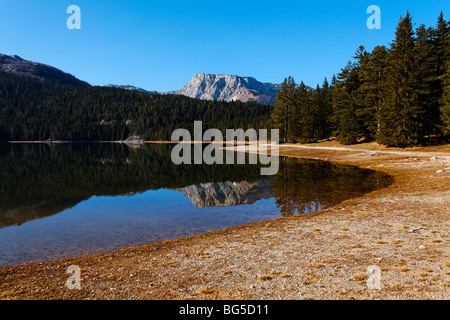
[175, 180, 273, 208]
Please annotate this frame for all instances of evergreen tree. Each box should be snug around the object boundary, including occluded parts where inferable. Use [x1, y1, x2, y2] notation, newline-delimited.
[331, 74, 337, 86]
[356, 45, 388, 139]
[332, 47, 366, 145]
[415, 24, 439, 140]
[441, 31, 450, 135]
[377, 12, 424, 147]
[272, 76, 297, 142]
[290, 80, 333, 143]
[332, 62, 358, 144]
[328, 75, 338, 135]
[436, 13, 450, 135]
[315, 78, 333, 140]
[290, 81, 311, 142]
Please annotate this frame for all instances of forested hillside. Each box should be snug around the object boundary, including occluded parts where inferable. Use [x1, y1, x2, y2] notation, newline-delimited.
[0, 71, 271, 141]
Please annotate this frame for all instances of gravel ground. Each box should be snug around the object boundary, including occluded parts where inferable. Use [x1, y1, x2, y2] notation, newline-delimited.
[0, 141, 449, 300]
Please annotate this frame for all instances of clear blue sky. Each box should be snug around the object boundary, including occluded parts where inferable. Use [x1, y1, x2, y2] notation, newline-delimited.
[0, 1, 448, 92]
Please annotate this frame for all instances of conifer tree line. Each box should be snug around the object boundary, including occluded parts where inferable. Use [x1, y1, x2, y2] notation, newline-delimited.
[271, 12, 450, 147]
[0, 72, 271, 142]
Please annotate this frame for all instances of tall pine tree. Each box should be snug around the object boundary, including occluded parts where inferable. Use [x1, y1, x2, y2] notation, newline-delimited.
[435, 13, 450, 136]
[272, 76, 297, 143]
[377, 12, 424, 147]
[415, 24, 439, 140]
[315, 78, 333, 140]
[357, 45, 388, 139]
[332, 47, 366, 144]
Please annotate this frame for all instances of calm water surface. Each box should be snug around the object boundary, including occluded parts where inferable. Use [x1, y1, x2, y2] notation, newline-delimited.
[0, 143, 392, 266]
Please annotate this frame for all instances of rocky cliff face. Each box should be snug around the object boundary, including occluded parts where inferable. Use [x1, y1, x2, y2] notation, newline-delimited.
[176, 179, 273, 208]
[170, 73, 282, 105]
[0, 54, 90, 87]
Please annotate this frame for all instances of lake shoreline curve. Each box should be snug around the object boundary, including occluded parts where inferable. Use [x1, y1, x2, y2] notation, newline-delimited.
[1, 141, 449, 300]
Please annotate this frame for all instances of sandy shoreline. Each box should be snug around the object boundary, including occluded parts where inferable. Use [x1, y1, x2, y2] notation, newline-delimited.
[0, 141, 449, 300]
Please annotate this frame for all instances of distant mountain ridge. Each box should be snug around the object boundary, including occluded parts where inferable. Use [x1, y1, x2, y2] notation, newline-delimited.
[0, 53, 304, 105]
[170, 73, 285, 105]
[104, 84, 157, 94]
[0, 54, 90, 87]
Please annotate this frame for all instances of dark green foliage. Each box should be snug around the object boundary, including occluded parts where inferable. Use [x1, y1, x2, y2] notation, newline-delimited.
[377, 12, 425, 147]
[438, 13, 450, 135]
[292, 81, 316, 143]
[0, 72, 271, 141]
[272, 11, 449, 147]
[272, 78, 333, 144]
[0, 72, 272, 141]
[415, 24, 440, 138]
[315, 78, 333, 139]
[356, 45, 388, 138]
[271, 76, 297, 143]
[332, 57, 364, 145]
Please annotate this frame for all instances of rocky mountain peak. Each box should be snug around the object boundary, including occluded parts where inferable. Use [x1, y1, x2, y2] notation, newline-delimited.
[171, 73, 283, 105]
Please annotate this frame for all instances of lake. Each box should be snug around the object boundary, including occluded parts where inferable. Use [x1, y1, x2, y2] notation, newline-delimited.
[0, 143, 392, 266]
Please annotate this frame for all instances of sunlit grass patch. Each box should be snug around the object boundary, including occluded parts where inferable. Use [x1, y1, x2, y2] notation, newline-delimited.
[353, 274, 368, 281]
[198, 287, 214, 294]
[199, 252, 210, 258]
[417, 276, 428, 282]
[270, 270, 281, 275]
[396, 259, 407, 266]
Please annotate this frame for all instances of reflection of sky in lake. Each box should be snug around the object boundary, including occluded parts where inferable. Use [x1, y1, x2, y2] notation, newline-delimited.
[0, 189, 281, 266]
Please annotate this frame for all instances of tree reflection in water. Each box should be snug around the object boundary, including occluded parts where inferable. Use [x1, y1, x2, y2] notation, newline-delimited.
[271, 157, 392, 217]
[0, 143, 392, 227]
